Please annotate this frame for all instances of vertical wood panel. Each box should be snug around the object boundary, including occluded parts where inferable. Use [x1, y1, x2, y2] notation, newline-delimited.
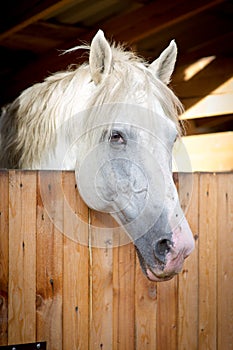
[199, 173, 217, 349]
[0, 170, 9, 345]
[217, 173, 233, 350]
[156, 277, 178, 349]
[62, 171, 89, 350]
[8, 171, 37, 344]
[135, 259, 157, 349]
[0, 171, 233, 349]
[89, 211, 114, 350]
[36, 171, 63, 350]
[113, 239, 135, 350]
[178, 173, 199, 349]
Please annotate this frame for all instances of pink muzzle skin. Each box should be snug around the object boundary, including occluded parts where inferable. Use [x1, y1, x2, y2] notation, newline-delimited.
[146, 250, 185, 282]
[146, 221, 195, 282]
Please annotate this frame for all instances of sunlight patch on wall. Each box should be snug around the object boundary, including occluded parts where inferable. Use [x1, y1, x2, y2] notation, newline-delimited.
[183, 55, 216, 81]
[173, 132, 233, 172]
[180, 77, 233, 119]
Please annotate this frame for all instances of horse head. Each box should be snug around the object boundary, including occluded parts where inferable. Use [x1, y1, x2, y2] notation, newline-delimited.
[76, 31, 195, 281]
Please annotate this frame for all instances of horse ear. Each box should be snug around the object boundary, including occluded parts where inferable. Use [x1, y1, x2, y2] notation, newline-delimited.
[89, 30, 112, 84]
[150, 40, 177, 85]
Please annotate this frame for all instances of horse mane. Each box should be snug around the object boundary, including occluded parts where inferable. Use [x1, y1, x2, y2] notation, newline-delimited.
[0, 41, 183, 169]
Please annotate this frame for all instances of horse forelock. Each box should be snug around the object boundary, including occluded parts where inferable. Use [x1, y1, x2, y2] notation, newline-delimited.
[0, 41, 183, 169]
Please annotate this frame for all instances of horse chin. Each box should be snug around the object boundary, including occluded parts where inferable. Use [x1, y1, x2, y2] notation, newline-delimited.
[135, 246, 183, 282]
[146, 268, 175, 282]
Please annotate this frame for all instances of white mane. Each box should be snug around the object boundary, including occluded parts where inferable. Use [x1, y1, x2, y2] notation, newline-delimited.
[0, 40, 183, 169]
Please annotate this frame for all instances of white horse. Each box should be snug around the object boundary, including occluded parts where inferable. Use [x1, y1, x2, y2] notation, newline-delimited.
[0, 30, 194, 281]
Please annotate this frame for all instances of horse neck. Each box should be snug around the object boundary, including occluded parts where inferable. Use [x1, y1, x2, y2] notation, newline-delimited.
[39, 68, 95, 169]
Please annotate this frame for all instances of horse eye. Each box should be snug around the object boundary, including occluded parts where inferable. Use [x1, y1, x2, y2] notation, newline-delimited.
[109, 130, 125, 144]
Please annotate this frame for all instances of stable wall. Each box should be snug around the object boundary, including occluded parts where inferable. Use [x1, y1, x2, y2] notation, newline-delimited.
[174, 132, 233, 172]
[0, 171, 232, 350]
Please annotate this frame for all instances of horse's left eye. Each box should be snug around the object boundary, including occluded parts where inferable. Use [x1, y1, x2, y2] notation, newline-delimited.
[109, 130, 125, 144]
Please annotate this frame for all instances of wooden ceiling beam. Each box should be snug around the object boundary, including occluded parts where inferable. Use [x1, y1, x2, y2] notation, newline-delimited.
[1, 21, 86, 54]
[0, 0, 229, 105]
[173, 56, 233, 97]
[181, 92, 233, 119]
[0, 0, 76, 41]
[101, 0, 225, 43]
[189, 115, 233, 133]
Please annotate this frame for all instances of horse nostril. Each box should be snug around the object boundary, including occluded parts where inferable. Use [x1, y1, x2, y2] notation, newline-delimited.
[154, 238, 173, 263]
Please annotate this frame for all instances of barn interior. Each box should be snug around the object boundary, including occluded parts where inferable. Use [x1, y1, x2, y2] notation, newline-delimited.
[0, 0, 232, 171]
[0, 3, 233, 349]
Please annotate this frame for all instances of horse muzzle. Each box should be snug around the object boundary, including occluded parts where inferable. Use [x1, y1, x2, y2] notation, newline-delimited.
[136, 244, 191, 282]
[135, 219, 195, 282]
[145, 249, 187, 282]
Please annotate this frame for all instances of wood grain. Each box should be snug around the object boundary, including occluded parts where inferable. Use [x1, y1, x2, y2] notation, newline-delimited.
[113, 240, 135, 350]
[199, 173, 218, 349]
[0, 170, 9, 345]
[36, 171, 63, 350]
[178, 173, 199, 349]
[62, 171, 89, 350]
[156, 277, 178, 349]
[0, 171, 232, 349]
[217, 173, 233, 350]
[89, 211, 114, 350]
[135, 258, 157, 349]
[8, 171, 37, 344]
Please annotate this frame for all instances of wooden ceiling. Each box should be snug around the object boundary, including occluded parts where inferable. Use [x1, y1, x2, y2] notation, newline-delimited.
[0, 0, 232, 135]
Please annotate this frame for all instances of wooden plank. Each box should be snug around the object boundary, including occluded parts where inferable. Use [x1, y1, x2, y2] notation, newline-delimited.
[174, 132, 233, 172]
[113, 241, 136, 350]
[184, 115, 233, 136]
[36, 171, 63, 350]
[103, 0, 224, 43]
[153, 173, 178, 350]
[174, 58, 233, 99]
[0, 0, 78, 41]
[8, 171, 37, 344]
[179, 73, 233, 119]
[62, 171, 89, 350]
[52, 0, 124, 25]
[1, 21, 85, 54]
[89, 211, 114, 350]
[217, 173, 233, 349]
[177, 173, 199, 349]
[1, 170, 233, 349]
[135, 258, 157, 349]
[199, 173, 217, 349]
[0, 171, 9, 345]
[181, 92, 233, 119]
[156, 277, 178, 349]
